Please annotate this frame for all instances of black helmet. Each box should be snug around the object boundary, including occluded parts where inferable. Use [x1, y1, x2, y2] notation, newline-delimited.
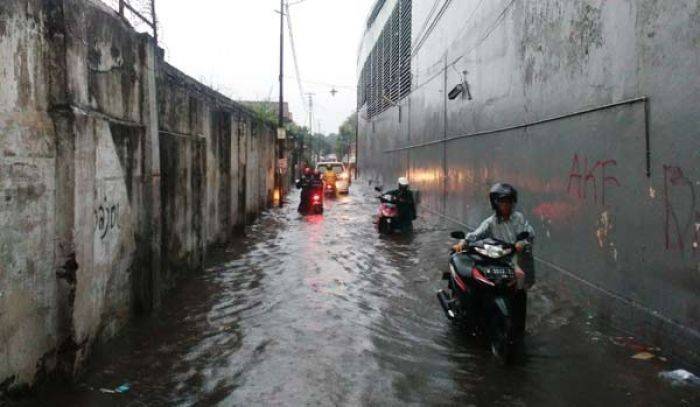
[489, 183, 518, 211]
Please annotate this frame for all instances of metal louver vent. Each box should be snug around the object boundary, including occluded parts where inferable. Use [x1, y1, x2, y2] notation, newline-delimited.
[357, 0, 412, 119]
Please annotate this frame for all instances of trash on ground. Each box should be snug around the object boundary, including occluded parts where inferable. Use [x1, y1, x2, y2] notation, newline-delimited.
[631, 351, 655, 360]
[99, 383, 131, 394]
[658, 369, 700, 387]
[611, 336, 648, 352]
[115, 383, 131, 394]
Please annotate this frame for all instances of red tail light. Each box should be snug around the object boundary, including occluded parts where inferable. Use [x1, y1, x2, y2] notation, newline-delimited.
[313, 194, 321, 202]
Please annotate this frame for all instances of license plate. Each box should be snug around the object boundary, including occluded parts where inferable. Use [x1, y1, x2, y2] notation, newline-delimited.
[489, 267, 514, 278]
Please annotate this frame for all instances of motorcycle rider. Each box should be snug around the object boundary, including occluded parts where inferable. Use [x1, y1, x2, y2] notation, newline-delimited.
[322, 166, 338, 192]
[452, 183, 535, 335]
[297, 167, 313, 212]
[386, 177, 417, 227]
[310, 169, 324, 196]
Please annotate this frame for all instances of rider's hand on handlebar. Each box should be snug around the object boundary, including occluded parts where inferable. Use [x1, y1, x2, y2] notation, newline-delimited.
[452, 241, 466, 253]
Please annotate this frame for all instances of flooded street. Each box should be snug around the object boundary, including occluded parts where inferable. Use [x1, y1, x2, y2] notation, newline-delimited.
[19, 185, 700, 406]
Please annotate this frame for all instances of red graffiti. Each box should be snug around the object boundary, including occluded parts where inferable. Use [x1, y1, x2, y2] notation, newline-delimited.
[663, 165, 699, 253]
[566, 154, 620, 205]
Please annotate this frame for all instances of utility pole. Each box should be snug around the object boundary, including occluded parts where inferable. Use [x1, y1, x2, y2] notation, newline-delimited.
[355, 110, 359, 179]
[277, 0, 285, 206]
[151, 0, 158, 44]
[303, 93, 314, 167]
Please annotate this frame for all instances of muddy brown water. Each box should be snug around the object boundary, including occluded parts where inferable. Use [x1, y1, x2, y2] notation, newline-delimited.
[10, 185, 700, 406]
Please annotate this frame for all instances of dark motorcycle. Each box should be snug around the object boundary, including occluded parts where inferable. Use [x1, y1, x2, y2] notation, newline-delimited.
[296, 179, 324, 215]
[437, 231, 530, 362]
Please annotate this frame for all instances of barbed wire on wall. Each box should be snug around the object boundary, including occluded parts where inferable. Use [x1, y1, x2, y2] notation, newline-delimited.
[101, 0, 158, 43]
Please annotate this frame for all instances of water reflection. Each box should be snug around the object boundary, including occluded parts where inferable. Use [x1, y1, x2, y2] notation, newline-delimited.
[12, 184, 700, 406]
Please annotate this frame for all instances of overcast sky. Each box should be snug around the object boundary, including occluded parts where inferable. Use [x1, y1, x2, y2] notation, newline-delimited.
[156, 0, 375, 135]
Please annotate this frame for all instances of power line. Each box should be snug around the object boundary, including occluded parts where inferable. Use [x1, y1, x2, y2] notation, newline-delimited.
[287, 0, 311, 6]
[285, 2, 308, 114]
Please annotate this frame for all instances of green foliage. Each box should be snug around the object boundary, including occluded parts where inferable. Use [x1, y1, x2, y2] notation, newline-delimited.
[336, 112, 357, 160]
[247, 103, 278, 126]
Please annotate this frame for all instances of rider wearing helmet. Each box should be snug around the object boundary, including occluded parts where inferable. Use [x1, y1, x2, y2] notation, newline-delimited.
[452, 183, 535, 337]
[453, 183, 535, 286]
[322, 166, 338, 192]
[387, 177, 417, 226]
[310, 169, 324, 192]
[297, 166, 315, 212]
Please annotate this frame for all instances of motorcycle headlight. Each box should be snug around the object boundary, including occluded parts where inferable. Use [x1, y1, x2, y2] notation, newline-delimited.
[474, 244, 511, 259]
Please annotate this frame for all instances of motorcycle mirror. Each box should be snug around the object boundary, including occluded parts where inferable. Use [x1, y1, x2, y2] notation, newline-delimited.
[450, 231, 466, 240]
[374, 186, 383, 192]
[516, 231, 530, 241]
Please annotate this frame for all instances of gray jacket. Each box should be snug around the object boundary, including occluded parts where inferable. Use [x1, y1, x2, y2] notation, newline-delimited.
[464, 211, 536, 286]
[466, 211, 535, 244]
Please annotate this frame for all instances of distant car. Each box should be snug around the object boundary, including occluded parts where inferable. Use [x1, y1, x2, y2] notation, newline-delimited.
[316, 161, 351, 194]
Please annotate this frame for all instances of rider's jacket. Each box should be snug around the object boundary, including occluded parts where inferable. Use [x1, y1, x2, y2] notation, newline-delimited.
[464, 211, 536, 286]
[466, 211, 534, 244]
[387, 188, 416, 221]
[322, 171, 337, 185]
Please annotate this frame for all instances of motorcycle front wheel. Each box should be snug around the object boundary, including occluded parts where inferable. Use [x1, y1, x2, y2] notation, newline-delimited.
[489, 312, 514, 364]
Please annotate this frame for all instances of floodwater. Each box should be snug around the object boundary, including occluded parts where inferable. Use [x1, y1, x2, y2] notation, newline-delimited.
[15, 184, 700, 406]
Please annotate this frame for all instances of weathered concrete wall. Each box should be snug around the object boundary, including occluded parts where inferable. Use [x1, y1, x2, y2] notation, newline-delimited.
[0, 0, 59, 391]
[358, 0, 700, 358]
[0, 0, 278, 392]
[157, 64, 277, 277]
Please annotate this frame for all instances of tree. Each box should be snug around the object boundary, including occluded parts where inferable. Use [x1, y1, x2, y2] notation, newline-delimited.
[337, 112, 357, 161]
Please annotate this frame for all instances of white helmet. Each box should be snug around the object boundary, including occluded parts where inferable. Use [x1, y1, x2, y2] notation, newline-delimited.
[398, 177, 409, 189]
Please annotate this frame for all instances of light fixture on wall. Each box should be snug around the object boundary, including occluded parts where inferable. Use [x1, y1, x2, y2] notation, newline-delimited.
[448, 70, 472, 101]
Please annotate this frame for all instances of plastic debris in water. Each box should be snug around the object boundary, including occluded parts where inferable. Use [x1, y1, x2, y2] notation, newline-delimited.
[631, 351, 655, 360]
[115, 383, 131, 394]
[658, 369, 700, 387]
[99, 383, 131, 394]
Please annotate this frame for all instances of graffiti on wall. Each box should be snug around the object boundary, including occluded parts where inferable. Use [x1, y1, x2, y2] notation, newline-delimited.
[96, 196, 119, 239]
[566, 154, 620, 205]
[663, 165, 699, 254]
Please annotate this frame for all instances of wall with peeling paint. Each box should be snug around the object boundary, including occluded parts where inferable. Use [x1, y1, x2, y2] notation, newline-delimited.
[0, 0, 277, 392]
[358, 0, 700, 358]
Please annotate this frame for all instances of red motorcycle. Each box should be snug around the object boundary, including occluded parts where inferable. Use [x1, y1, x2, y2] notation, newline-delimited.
[374, 187, 411, 234]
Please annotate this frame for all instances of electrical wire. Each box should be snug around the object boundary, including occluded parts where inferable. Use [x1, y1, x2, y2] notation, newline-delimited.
[411, 0, 517, 92]
[285, 2, 308, 114]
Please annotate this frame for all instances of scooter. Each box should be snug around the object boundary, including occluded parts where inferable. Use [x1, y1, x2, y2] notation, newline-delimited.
[374, 187, 411, 234]
[296, 179, 324, 215]
[308, 189, 324, 214]
[437, 231, 530, 363]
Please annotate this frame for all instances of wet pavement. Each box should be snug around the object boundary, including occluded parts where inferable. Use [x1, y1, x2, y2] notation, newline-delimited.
[13, 184, 700, 406]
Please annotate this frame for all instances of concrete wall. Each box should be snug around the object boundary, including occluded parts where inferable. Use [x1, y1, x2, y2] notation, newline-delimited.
[358, 0, 700, 359]
[0, 0, 277, 392]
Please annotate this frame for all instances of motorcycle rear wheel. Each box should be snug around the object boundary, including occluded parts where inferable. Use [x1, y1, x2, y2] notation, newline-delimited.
[378, 218, 391, 234]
